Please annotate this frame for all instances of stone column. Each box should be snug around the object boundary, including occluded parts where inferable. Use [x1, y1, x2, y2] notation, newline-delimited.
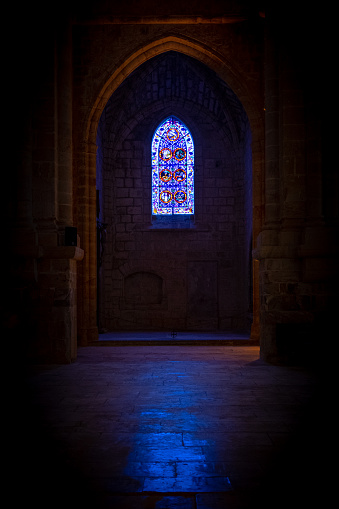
[35, 246, 84, 363]
[8, 16, 83, 363]
[76, 141, 99, 345]
[258, 6, 339, 363]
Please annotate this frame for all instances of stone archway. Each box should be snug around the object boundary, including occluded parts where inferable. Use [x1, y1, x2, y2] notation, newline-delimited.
[76, 35, 264, 345]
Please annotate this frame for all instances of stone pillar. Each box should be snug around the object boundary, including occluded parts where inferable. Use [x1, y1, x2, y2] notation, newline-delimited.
[8, 16, 83, 363]
[258, 6, 339, 363]
[35, 246, 84, 363]
[56, 17, 73, 227]
[76, 141, 99, 345]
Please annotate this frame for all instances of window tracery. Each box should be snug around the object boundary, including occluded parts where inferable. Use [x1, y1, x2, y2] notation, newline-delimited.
[152, 117, 194, 215]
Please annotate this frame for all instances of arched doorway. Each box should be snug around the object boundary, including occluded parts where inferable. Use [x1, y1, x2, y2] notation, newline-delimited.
[76, 36, 263, 345]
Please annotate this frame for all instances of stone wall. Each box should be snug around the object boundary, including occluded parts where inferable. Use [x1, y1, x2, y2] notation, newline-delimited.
[96, 52, 253, 332]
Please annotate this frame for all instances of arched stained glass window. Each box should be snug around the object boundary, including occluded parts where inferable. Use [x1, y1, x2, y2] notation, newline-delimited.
[152, 117, 194, 215]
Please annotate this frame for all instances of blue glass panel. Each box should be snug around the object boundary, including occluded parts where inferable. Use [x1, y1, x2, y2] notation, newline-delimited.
[152, 117, 194, 215]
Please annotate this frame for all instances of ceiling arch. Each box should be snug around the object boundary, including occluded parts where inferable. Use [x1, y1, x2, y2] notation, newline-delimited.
[100, 51, 248, 155]
[86, 35, 261, 144]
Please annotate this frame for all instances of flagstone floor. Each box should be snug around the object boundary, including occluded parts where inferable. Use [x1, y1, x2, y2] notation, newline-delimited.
[22, 345, 323, 508]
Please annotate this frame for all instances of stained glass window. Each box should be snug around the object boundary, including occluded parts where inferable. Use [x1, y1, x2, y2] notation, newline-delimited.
[152, 117, 194, 215]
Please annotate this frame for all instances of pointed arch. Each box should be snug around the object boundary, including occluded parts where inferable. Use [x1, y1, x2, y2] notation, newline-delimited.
[85, 36, 261, 142]
[78, 35, 264, 345]
[152, 116, 194, 215]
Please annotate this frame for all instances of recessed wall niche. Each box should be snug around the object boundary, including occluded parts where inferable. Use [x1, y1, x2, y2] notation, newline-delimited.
[124, 272, 163, 308]
[96, 51, 252, 332]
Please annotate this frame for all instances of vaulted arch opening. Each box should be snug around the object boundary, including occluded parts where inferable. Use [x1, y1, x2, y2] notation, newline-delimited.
[77, 37, 263, 344]
[95, 50, 257, 334]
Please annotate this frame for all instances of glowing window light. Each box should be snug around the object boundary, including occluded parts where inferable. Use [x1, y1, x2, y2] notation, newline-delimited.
[152, 117, 194, 215]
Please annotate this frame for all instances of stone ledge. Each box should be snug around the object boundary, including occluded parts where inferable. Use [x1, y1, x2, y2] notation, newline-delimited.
[73, 15, 248, 25]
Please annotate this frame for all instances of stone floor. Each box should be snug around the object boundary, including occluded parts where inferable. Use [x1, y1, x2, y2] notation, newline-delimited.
[20, 345, 325, 508]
